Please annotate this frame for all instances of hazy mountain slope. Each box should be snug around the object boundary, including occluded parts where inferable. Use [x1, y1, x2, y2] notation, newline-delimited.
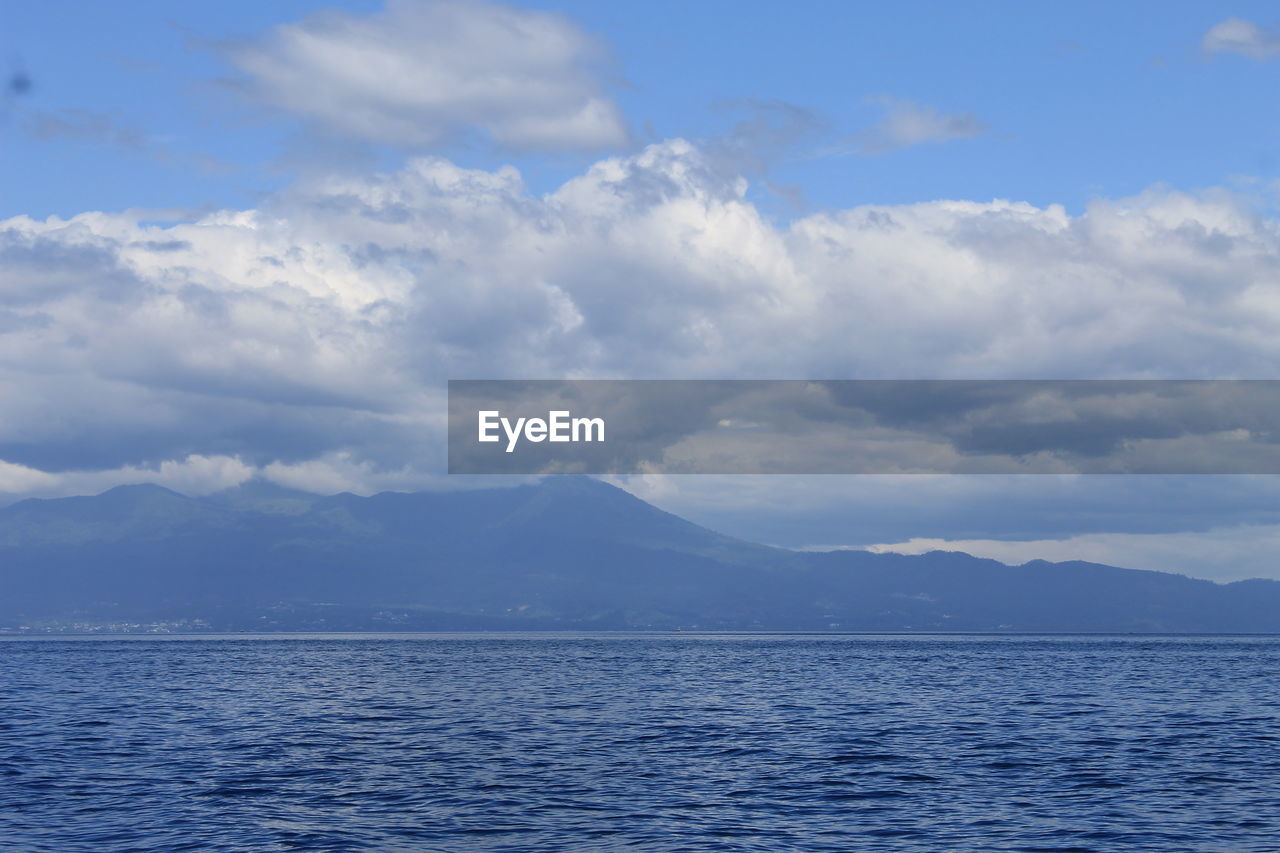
[1, 478, 1276, 632]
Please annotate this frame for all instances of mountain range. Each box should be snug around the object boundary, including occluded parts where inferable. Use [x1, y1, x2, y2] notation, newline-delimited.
[2, 476, 1277, 633]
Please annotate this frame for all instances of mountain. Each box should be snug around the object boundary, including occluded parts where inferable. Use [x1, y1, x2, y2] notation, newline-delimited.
[1, 477, 1277, 633]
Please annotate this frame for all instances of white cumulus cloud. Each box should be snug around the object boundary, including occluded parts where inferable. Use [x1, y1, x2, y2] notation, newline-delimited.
[0, 454, 254, 502]
[223, 0, 629, 150]
[3, 139, 1280, 500]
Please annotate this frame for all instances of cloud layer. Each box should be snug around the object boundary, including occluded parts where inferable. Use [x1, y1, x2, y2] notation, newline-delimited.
[3, 138, 1280, 498]
[450, 380, 1280, 475]
[854, 97, 986, 154]
[223, 0, 628, 150]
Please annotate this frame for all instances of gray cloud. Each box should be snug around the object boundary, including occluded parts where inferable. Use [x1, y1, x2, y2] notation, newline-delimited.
[450, 380, 1280, 475]
[851, 97, 986, 154]
[24, 109, 148, 149]
[704, 99, 828, 177]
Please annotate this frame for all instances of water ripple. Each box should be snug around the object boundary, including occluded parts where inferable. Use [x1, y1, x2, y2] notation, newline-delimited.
[1, 634, 1279, 851]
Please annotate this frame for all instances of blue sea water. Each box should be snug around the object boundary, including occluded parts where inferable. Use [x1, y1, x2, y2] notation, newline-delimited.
[1, 634, 1278, 852]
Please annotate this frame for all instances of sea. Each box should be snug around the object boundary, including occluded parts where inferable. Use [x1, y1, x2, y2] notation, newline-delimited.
[1, 634, 1278, 852]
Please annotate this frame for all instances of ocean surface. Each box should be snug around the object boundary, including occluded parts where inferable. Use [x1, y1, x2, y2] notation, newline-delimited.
[2, 634, 1278, 852]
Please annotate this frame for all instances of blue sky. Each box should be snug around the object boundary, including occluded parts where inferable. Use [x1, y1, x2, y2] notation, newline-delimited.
[7, 0, 1280, 217]
[4, 0, 1280, 581]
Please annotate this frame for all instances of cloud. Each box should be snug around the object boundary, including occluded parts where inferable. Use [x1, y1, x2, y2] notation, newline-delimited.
[23, 109, 148, 149]
[222, 0, 628, 150]
[704, 99, 827, 177]
[861, 523, 1280, 583]
[450, 379, 1280, 475]
[616, 473, 1280, 550]
[0, 454, 254, 502]
[1202, 17, 1280, 60]
[853, 97, 986, 154]
[18, 108, 233, 175]
[4, 139, 1280, 509]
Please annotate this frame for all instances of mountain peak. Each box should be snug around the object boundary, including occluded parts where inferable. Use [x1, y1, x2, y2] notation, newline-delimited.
[204, 479, 323, 513]
[531, 475, 629, 497]
[99, 483, 189, 500]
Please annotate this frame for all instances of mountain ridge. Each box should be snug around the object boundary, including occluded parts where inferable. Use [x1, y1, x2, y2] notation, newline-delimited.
[1, 477, 1276, 633]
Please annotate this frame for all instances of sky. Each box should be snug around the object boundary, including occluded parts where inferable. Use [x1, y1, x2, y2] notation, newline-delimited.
[3, 0, 1280, 580]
